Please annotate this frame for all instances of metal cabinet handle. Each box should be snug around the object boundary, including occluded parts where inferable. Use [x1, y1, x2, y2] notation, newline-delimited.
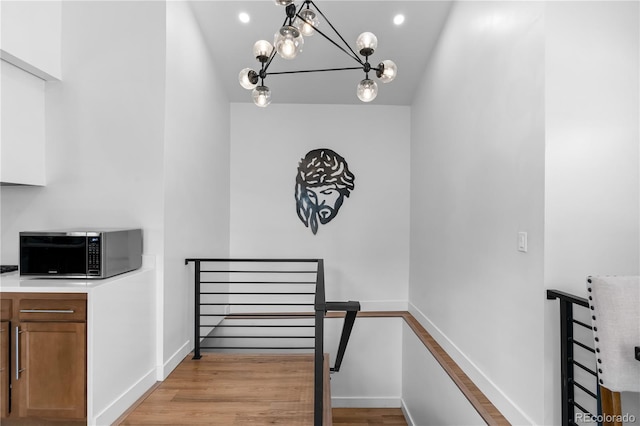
[15, 326, 24, 380]
[20, 309, 74, 314]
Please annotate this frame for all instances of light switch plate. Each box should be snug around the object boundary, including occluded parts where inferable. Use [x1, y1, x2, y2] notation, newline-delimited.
[518, 232, 528, 253]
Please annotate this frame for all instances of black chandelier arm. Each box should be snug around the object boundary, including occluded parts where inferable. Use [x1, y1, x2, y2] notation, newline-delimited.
[266, 66, 364, 76]
[305, 1, 364, 66]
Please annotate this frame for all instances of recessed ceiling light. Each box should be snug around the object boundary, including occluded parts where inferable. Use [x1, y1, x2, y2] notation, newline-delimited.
[393, 14, 405, 26]
[239, 12, 250, 24]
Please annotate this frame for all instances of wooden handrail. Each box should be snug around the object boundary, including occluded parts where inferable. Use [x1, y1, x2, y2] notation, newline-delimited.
[328, 310, 511, 426]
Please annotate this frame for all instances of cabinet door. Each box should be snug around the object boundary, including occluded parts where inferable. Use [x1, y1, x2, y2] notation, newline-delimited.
[16, 321, 86, 419]
[0, 320, 8, 418]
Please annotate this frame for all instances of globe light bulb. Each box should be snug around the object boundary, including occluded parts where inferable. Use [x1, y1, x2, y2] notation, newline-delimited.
[356, 79, 378, 102]
[253, 40, 274, 62]
[294, 9, 318, 36]
[376, 60, 398, 83]
[252, 86, 271, 107]
[274, 25, 304, 60]
[274, 0, 293, 5]
[238, 68, 258, 90]
[356, 32, 377, 56]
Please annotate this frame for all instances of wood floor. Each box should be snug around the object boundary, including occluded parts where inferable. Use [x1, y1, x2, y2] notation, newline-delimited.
[116, 353, 407, 426]
[332, 408, 407, 425]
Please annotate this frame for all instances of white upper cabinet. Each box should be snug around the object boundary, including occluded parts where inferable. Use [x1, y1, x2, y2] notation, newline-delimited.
[1, 61, 46, 186]
[0, 1, 62, 80]
[0, 1, 61, 186]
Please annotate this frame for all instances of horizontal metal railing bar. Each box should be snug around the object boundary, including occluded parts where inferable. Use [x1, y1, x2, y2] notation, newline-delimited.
[186, 258, 321, 263]
[206, 324, 315, 328]
[199, 335, 313, 339]
[572, 380, 597, 399]
[200, 270, 317, 274]
[571, 338, 596, 353]
[200, 292, 315, 295]
[573, 360, 597, 377]
[572, 401, 593, 416]
[546, 289, 589, 307]
[200, 346, 315, 350]
[199, 313, 315, 317]
[200, 303, 315, 306]
[199, 281, 317, 284]
[572, 319, 593, 330]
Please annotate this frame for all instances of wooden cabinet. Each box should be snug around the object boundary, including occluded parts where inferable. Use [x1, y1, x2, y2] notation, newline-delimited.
[0, 298, 12, 418]
[0, 293, 86, 421]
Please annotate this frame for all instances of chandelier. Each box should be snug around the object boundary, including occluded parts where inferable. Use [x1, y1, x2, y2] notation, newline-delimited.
[238, 0, 398, 107]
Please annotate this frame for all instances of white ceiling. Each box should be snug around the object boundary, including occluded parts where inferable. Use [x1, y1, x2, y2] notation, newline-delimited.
[189, 1, 453, 106]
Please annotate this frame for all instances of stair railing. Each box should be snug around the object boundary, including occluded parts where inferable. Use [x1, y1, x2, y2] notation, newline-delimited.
[547, 289, 603, 426]
[185, 258, 360, 426]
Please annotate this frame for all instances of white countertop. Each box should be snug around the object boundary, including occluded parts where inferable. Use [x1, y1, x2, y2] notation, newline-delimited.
[0, 268, 152, 293]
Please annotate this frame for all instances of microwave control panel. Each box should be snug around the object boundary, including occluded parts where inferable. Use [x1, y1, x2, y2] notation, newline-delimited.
[87, 236, 101, 276]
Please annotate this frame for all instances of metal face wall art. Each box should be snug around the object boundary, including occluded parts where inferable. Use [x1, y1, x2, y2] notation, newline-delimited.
[295, 148, 355, 234]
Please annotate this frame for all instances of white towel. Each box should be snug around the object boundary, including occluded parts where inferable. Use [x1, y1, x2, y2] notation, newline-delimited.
[587, 275, 640, 392]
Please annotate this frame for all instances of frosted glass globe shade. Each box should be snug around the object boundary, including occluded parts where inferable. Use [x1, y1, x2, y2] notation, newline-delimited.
[377, 60, 397, 83]
[356, 79, 378, 102]
[239, 68, 258, 90]
[274, 26, 304, 60]
[252, 86, 271, 107]
[253, 40, 274, 62]
[356, 32, 377, 55]
[294, 9, 318, 36]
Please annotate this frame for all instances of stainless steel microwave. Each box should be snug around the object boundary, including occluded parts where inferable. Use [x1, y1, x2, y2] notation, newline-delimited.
[19, 228, 142, 279]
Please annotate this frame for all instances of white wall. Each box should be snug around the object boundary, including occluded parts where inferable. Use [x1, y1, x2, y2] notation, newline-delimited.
[162, 1, 231, 376]
[0, 0, 61, 80]
[408, 2, 545, 424]
[544, 2, 640, 424]
[0, 0, 166, 265]
[402, 322, 484, 426]
[229, 103, 409, 404]
[229, 103, 410, 310]
[326, 317, 403, 407]
[0, 0, 232, 413]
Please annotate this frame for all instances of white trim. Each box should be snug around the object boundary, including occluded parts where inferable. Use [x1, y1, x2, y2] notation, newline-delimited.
[160, 340, 191, 380]
[91, 367, 157, 426]
[330, 397, 402, 408]
[0, 50, 60, 81]
[408, 303, 535, 425]
[401, 398, 416, 426]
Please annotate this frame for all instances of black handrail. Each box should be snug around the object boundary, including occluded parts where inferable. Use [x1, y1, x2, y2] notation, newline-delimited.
[314, 259, 325, 426]
[547, 289, 602, 426]
[186, 258, 359, 426]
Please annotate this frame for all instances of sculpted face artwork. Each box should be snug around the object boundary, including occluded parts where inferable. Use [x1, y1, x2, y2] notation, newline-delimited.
[295, 149, 355, 234]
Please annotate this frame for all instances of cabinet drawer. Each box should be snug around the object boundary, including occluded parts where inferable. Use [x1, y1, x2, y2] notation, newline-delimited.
[19, 299, 86, 322]
[0, 299, 11, 321]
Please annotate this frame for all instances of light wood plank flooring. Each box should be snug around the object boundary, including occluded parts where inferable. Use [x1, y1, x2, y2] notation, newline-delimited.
[117, 353, 321, 425]
[332, 408, 407, 425]
[116, 353, 407, 426]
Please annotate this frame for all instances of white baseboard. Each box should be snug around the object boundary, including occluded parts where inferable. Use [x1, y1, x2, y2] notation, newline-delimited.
[331, 397, 402, 408]
[160, 340, 191, 380]
[401, 398, 416, 426]
[408, 303, 534, 425]
[91, 367, 157, 426]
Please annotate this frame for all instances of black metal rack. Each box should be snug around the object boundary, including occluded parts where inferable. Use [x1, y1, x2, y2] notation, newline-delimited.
[547, 289, 603, 426]
[185, 258, 360, 426]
